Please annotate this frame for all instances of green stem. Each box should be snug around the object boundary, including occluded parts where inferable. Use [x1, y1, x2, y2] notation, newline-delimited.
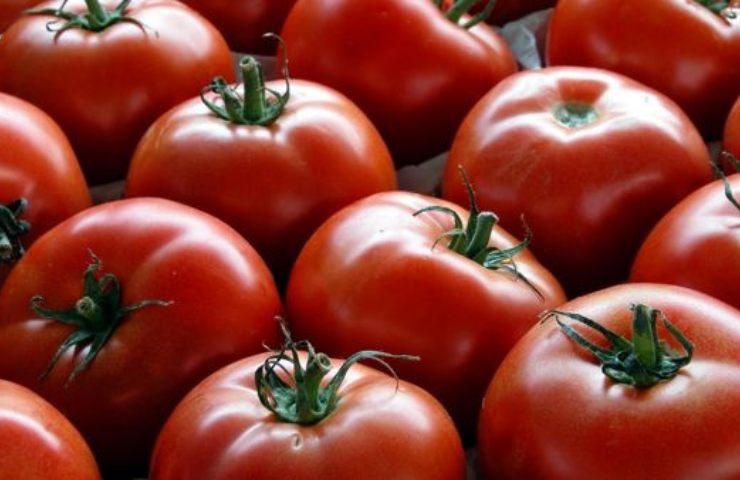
[256, 319, 418, 425]
[27, 0, 148, 36]
[714, 151, 740, 212]
[443, 0, 496, 28]
[241, 57, 268, 122]
[553, 102, 599, 129]
[84, 0, 109, 26]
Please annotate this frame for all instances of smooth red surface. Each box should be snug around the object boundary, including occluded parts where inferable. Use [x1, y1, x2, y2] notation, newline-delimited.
[547, 0, 740, 140]
[285, 191, 566, 440]
[0, 379, 100, 479]
[725, 94, 740, 159]
[0, 198, 282, 475]
[0, 0, 234, 184]
[150, 352, 466, 480]
[0, 0, 39, 31]
[442, 67, 714, 296]
[478, 283, 740, 479]
[179, 0, 297, 54]
[280, 0, 518, 165]
[126, 79, 396, 281]
[631, 175, 740, 310]
[0, 92, 91, 285]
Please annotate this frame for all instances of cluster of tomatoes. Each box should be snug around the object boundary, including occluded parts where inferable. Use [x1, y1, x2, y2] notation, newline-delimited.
[0, 0, 739, 479]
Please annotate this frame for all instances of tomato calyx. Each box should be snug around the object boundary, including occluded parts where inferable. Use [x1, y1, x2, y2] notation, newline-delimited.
[714, 151, 740, 212]
[0, 199, 30, 265]
[543, 304, 694, 388]
[695, 1, 738, 21]
[201, 36, 290, 126]
[30, 250, 172, 386]
[553, 102, 599, 129]
[414, 167, 543, 299]
[27, 0, 152, 37]
[437, 0, 496, 29]
[256, 319, 418, 425]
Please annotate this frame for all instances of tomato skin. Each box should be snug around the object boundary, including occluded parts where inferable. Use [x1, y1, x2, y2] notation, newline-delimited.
[280, 0, 518, 165]
[126, 79, 396, 281]
[0, 92, 91, 285]
[0, 379, 100, 479]
[0, 198, 282, 475]
[725, 95, 740, 159]
[442, 67, 713, 296]
[478, 283, 740, 479]
[0, 0, 234, 184]
[547, 0, 740, 140]
[630, 175, 740, 310]
[178, 0, 297, 54]
[150, 352, 466, 480]
[0, 0, 39, 31]
[285, 191, 566, 439]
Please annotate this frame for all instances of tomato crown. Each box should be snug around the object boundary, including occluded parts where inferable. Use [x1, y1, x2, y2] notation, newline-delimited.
[695, 0, 738, 20]
[0, 198, 30, 265]
[715, 151, 740, 212]
[31, 251, 172, 386]
[543, 304, 693, 388]
[256, 319, 418, 425]
[26, 0, 154, 38]
[438, 0, 495, 29]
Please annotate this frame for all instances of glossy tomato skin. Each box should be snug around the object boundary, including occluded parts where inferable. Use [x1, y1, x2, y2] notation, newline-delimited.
[126, 79, 396, 282]
[178, 0, 297, 54]
[0, 0, 39, 31]
[0, 379, 100, 479]
[150, 352, 466, 480]
[0, 198, 282, 475]
[547, 0, 740, 140]
[285, 191, 566, 439]
[280, 0, 518, 166]
[0, 92, 91, 285]
[0, 0, 234, 185]
[478, 283, 740, 479]
[630, 175, 740, 310]
[725, 95, 740, 159]
[442, 67, 714, 296]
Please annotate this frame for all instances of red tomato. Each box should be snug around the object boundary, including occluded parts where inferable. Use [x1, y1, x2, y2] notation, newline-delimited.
[178, 0, 297, 54]
[725, 94, 740, 159]
[280, 0, 517, 166]
[150, 338, 466, 479]
[442, 67, 714, 296]
[0, 379, 100, 479]
[0, 0, 39, 31]
[0, 198, 282, 475]
[478, 283, 740, 479]
[0, 0, 234, 184]
[547, 0, 740, 139]
[630, 174, 740, 310]
[285, 190, 566, 439]
[126, 73, 396, 282]
[0, 92, 91, 286]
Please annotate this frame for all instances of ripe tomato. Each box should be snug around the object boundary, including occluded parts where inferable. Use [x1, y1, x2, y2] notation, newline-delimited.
[478, 283, 740, 479]
[280, 0, 517, 166]
[285, 190, 566, 439]
[725, 95, 740, 159]
[178, 0, 297, 54]
[547, 0, 740, 139]
[0, 0, 234, 184]
[150, 330, 466, 480]
[442, 67, 714, 296]
[126, 65, 396, 282]
[0, 198, 282, 475]
[630, 174, 740, 310]
[0, 0, 39, 31]
[0, 92, 91, 286]
[0, 379, 100, 479]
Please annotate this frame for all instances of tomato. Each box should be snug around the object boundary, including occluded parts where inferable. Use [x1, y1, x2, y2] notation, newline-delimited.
[0, 198, 282, 475]
[0, 92, 91, 286]
[285, 189, 566, 439]
[150, 328, 466, 479]
[630, 174, 740, 310]
[126, 61, 396, 283]
[178, 0, 297, 54]
[0, 379, 100, 479]
[478, 283, 740, 479]
[547, 0, 740, 140]
[725, 94, 740, 160]
[0, 0, 39, 31]
[442, 67, 714, 296]
[0, 0, 234, 184]
[280, 0, 517, 166]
